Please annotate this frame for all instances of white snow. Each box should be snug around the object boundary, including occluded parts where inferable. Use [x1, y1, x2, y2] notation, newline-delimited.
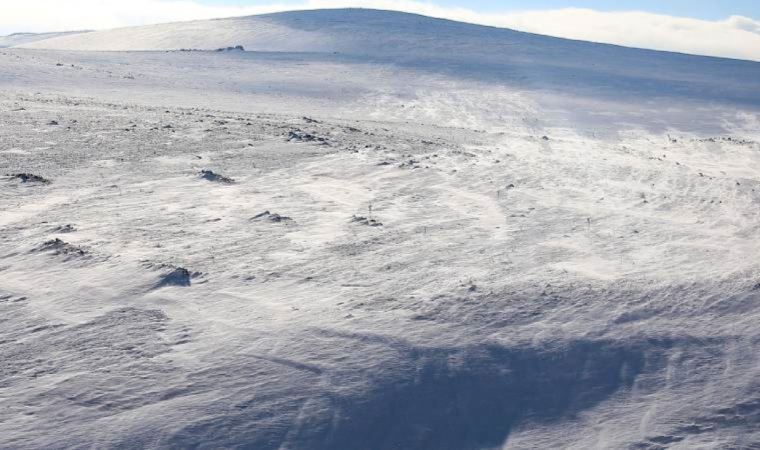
[1, 8, 759, 450]
[0, 31, 90, 48]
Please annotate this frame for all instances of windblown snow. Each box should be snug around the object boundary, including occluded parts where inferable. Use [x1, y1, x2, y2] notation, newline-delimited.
[0, 31, 91, 49]
[1, 8, 759, 450]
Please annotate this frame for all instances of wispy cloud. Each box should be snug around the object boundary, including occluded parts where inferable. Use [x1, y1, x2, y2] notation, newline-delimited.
[2, 0, 759, 61]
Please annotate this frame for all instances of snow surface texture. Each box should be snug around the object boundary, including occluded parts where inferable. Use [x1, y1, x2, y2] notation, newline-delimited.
[0, 31, 91, 49]
[1, 8, 760, 450]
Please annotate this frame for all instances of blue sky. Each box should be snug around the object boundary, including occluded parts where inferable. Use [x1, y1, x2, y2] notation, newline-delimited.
[198, 0, 759, 20]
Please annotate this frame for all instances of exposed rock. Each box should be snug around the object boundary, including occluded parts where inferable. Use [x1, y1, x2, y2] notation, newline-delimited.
[215, 45, 245, 52]
[351, 215, 383, 227]
[52, 224, 76, 233]
[199, 169, 234, 184]
[157, 267, 192, 287]
[37, 239, 88, 258]
[251, 211, 292, 223]
[8, 173, 50, 184]
[288, 129, 328, 144]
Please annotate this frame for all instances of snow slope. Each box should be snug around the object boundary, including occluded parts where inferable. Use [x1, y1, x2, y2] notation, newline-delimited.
[1, 8, 760, 450]
[0, 31, 90, 48]
[14, 9, 760, 133]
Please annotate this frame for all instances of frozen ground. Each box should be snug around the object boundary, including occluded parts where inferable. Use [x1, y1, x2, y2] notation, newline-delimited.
[1, 9, 760, 450]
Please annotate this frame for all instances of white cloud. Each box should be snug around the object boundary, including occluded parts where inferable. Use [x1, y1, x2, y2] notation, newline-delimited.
[488, 9, 760, 61]
[726, 15, 760, 34]
[0, 0, 286, 33]
[1, 0, 759, 61]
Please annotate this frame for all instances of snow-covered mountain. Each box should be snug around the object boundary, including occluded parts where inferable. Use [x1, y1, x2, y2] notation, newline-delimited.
[1, 8, 759, 450]
[12, 9, 760, 132]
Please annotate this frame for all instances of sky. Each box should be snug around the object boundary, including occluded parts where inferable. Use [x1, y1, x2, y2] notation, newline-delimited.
[1, 0, 759, 61]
